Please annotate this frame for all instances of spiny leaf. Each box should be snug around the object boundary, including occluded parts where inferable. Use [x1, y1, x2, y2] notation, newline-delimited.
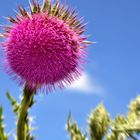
[6, 91, 20, 115]
[67, 112, 87, 140]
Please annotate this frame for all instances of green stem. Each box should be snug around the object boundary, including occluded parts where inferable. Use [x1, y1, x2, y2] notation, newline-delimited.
[17, 85, 35, 140]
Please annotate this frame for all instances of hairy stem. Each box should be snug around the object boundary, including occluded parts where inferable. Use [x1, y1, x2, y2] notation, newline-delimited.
[17, 85, 35, 140]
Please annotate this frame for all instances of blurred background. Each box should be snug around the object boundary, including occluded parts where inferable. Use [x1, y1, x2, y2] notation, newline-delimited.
[0, 0, 140, 139]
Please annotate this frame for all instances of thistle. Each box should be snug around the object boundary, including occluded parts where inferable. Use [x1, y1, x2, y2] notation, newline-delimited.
[0, 0, 91, 92]
[0, 1, 92, 140]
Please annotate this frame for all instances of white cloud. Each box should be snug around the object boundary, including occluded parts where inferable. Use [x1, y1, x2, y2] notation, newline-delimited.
[68, 72, 105, 95]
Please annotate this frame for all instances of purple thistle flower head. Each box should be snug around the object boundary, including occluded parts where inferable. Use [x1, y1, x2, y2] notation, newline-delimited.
[0, 0, 92, 92]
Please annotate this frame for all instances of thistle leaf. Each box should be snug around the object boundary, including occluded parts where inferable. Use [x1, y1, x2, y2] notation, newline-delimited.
[67, 112, 87, 140]
[6, 91, 20, 116]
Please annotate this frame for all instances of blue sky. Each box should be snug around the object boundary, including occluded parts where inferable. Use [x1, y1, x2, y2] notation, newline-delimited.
[0, 0, 140, 139]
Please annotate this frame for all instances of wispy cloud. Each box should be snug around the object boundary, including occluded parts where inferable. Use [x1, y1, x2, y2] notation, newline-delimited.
[67, 72, 105, 95]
